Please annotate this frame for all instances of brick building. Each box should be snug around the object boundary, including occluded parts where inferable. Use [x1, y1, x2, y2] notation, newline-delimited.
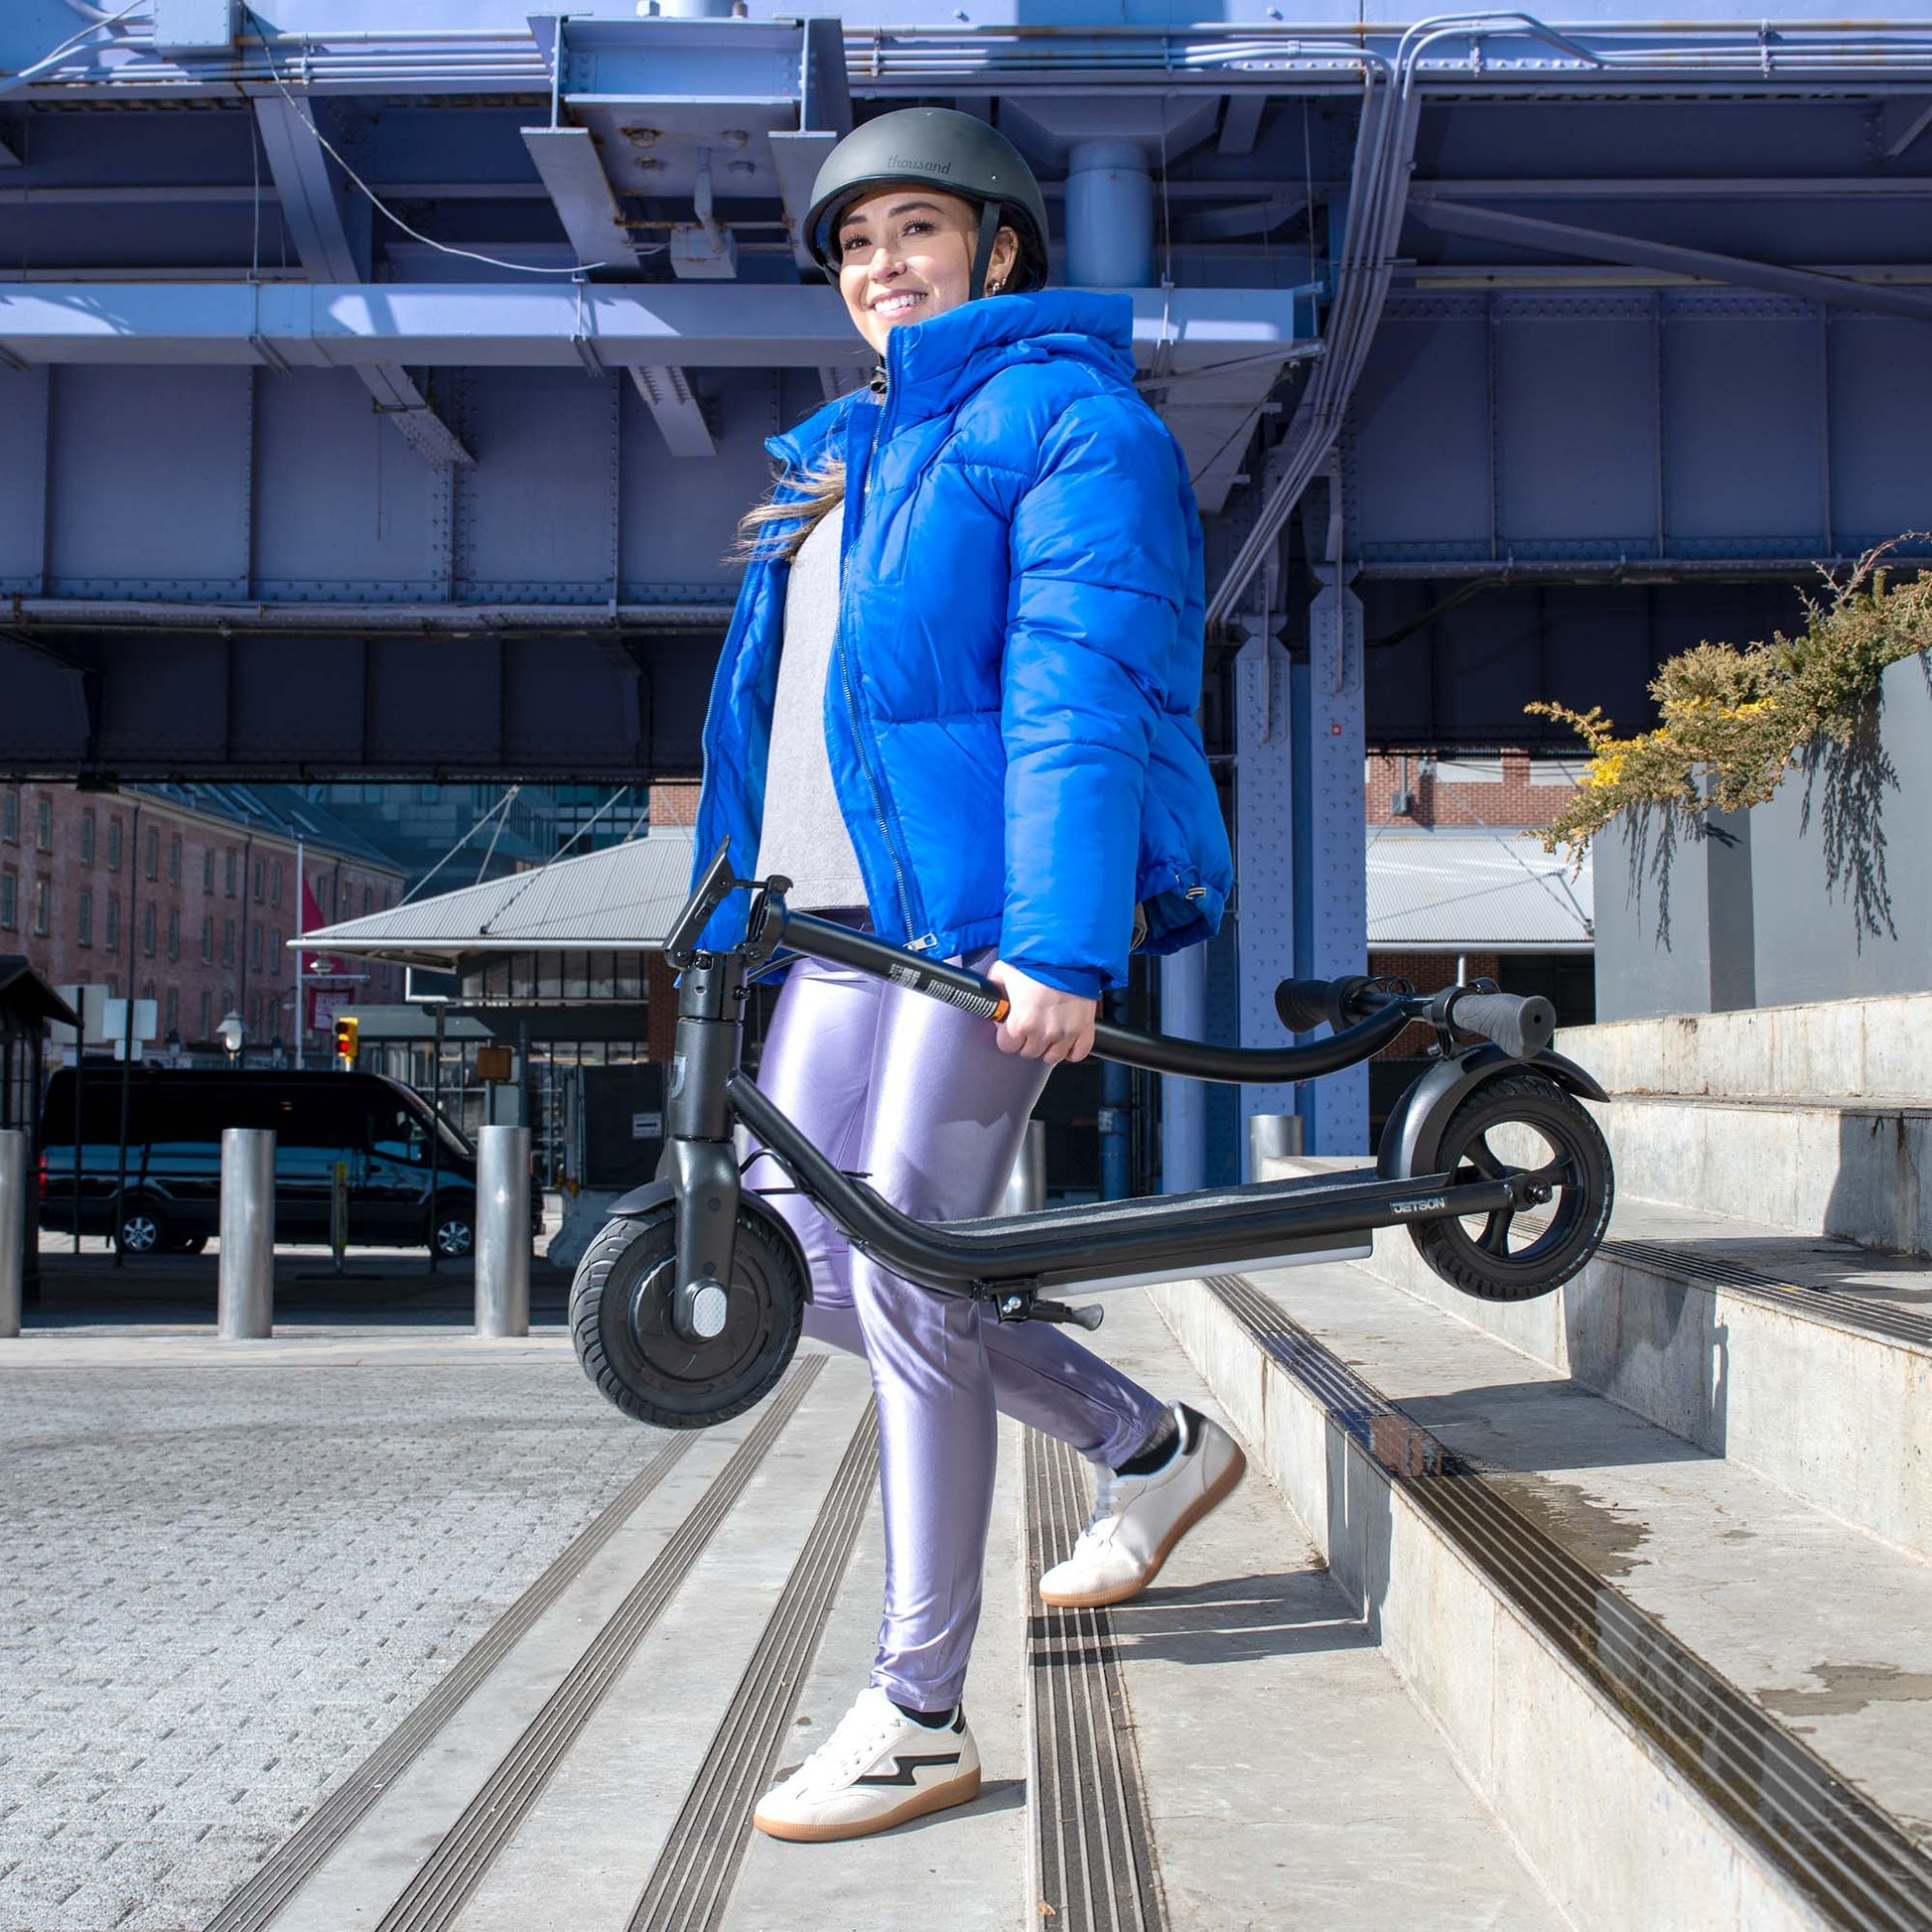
[0, 782, 404, 1060]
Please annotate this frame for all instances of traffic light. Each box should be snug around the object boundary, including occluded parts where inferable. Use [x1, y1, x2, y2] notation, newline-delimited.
[333, 1015, 359, 1067]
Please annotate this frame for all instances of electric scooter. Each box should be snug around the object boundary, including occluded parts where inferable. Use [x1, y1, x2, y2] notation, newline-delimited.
[571, 843, 1614, 1429]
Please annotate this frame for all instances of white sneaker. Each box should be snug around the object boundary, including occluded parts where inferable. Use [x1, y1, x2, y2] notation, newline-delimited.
[753, 1686, 982, 1843]
[1038, 1405, 1246, 1609]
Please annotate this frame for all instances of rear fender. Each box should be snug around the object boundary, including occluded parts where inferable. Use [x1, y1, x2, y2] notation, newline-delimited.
[1378, 1047, 1607, 1180]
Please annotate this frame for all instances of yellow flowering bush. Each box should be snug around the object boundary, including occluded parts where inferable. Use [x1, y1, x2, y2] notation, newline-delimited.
[1529, 539, 1932, 861]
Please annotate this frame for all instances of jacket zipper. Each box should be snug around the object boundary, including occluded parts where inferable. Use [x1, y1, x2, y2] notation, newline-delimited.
[832, 396, 927, 946]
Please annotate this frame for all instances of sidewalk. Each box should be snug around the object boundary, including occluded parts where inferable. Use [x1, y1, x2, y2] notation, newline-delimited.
[0, 1276, 1561, 1932]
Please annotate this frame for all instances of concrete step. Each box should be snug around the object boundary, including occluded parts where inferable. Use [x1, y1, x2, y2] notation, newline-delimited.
[1152, 1261, 1932, 1931]
[1592, 1093, 1931, 1257]
[1270, 1153, 1932, 1561]
[1557, 993, 1932, 1256]
[1559, 990, 1932, 1104]
[220, 1305, 1570, 1931]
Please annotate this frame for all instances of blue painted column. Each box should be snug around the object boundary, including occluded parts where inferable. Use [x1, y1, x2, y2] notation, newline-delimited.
[1232, 616, 1299, 1178]
[1298, 493, 1369, 1156]
[1159, 947, 1207, 1194]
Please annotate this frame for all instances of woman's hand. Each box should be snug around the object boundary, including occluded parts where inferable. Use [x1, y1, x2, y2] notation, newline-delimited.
[986, 960, 1097, 1063]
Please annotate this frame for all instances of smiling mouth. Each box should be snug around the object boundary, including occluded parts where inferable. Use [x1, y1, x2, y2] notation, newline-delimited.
[871, 291, 928, 318]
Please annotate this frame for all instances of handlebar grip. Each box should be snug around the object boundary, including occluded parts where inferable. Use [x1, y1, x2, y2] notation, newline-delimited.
[1449, 990, 1556, 1061]
[1273, 978, 1335, 1034]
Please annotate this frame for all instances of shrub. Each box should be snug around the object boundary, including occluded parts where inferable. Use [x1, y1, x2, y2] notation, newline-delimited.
[1528, 540, 1932, 862]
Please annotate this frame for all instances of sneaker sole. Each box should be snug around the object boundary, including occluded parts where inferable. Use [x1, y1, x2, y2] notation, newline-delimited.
[753, 1764, 983, 1844]
[1038, 1444, 1248, 1610]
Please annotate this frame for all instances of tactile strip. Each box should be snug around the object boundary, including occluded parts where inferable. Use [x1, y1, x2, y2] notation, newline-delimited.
[203, 1433, 695, 1932]
[1206, 1272, 1932, 1932]
[1600, 1236, 1932, 1352]
[373, 1355, 825, 1932]
[626, 1398, 880, 1932]
[1025, 1430, 1166, 1932]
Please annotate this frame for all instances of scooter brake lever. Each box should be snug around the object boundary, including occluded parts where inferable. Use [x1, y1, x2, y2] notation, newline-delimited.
[1030, 1299, 1106, 1331]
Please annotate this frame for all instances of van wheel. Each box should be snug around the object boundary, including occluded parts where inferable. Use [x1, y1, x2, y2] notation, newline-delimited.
[116, 1202, 168, 1256]
[433, 1207, 475, 1258]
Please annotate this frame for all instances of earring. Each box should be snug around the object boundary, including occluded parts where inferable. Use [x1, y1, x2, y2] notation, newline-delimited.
[988, 279, 1005, 296]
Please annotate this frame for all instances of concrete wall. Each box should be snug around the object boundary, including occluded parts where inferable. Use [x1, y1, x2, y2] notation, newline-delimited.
[1595, 653, 1932, 1021]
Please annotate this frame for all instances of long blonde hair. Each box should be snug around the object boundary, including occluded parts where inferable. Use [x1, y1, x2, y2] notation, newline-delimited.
[731, 455, 847, 566]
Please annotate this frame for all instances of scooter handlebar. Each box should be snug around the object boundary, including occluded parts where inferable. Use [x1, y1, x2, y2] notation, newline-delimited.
[1447, 989, 1557, 1061]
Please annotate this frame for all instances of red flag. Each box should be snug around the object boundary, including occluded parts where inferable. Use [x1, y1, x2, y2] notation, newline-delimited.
[301, 871, 344, 977]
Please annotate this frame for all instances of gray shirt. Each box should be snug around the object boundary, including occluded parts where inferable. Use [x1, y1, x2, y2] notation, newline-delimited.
[757, 498, 869, 913]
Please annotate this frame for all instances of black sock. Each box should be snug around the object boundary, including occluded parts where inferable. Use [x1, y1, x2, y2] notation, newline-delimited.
[893, 1700, 957, 1729]
[1114, 1406, 1183, 1478]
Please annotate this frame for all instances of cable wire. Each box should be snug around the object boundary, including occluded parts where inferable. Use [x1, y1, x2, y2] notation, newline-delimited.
[244, 7, 610, 276]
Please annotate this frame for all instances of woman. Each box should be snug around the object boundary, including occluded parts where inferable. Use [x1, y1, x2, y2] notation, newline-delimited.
[689, 107, 1241, 1844]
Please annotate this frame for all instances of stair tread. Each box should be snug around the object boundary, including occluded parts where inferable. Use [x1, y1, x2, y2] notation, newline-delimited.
[1602, 1190, 1932, 1324]
[1242, 1254, 1932, 1850]
[726, 1292, 1562, 1929]
[1605, 1091, 1932, 1115]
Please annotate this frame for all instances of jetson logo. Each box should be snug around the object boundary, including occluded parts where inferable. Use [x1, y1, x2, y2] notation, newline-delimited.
[1391, 1195, 1448, 1216]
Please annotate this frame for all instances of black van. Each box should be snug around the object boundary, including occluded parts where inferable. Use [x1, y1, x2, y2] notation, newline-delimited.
[39, 1067, 482, 1257]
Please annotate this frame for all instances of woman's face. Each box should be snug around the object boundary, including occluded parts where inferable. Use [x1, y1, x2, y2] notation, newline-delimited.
[835, 185, 1019, 358]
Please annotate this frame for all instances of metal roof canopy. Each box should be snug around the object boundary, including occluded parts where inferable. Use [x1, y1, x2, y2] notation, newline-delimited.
[1365, 828, 1593, 954]
[298, 827, 697, 970]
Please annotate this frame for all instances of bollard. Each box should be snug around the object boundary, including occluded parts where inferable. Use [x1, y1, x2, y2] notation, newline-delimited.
[0, 1128, 26, 1339]
[476, 1124, 531, 1338]
[1248, 1112, 1306, 1175]
[999, 1118, 1047, 1217]
[217, 1128, 275, 1339]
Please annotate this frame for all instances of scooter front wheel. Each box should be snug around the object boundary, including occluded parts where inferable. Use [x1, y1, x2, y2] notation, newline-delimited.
[571, 1200, 805, 1429]
[1410, 1072, 1612, 1302]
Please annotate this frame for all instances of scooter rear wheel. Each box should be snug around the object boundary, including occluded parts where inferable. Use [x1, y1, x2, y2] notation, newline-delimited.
[571, 1200, 805, 1429]
[1410, 1072, 1612, 1302]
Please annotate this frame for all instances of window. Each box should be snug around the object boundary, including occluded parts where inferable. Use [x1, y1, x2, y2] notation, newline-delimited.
[142, 902, 157, 957]
[249, 992, 262, 1035]
[79, 810, 95, 866]
[252, 858, 264, 903]
[168, 835, 182, 886]
[0, 869, 16, 929]
[77, 890, 92, 946]
[105, 895, 119, 952]
[269, 926, 282, 966]
[107, 818, 122, 872]
[203, 848, 214, 893]
[1, 788, 16, 843]
[32, 876, 50, 936]
[36, 798, 52, 852]
[201, 914, 213, 963]
[200, 991, 212, 1038]
[270, 859, 283, 906]
[221, 917, 235, 967]
[362, 884, 373, 915]
[250, 923, 262, 972]
[144, 826, 159, 880]
[224, 850, 236, 897]
[165, 988, 179, 1035]
[166, 908, 180, 962]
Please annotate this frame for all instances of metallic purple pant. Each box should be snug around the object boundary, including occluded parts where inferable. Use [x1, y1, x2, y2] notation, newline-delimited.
[751, 944, 1167, 1711]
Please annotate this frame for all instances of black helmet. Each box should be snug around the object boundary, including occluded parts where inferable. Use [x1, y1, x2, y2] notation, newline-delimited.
[803, 107, 1050, 299]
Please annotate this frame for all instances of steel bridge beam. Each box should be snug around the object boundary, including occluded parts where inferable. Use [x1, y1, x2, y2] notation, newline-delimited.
[1410, 198, 1932, 325]
[252, 96, 474, 469]
[0, 281, 1312, 373]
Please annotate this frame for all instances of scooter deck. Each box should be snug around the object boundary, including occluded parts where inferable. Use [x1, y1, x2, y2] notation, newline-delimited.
[935, 1165, 1438, 1243]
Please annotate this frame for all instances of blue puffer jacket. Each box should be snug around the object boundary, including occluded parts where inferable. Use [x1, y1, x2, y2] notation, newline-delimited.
[691, 288, 1232, 998]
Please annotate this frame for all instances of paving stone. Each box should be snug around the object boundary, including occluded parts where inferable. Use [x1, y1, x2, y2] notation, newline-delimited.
[0, 1351, 654, 1932]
